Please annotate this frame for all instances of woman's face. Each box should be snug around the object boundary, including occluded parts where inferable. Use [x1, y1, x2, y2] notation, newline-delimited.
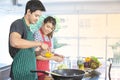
[42, 22, 55, 35]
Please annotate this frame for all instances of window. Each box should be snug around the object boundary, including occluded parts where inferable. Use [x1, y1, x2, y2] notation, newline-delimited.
[53, 14, 120, 61]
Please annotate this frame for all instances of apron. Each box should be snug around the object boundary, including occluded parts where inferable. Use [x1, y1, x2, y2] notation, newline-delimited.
[10, 18, 37, 80]
[36, 28, 51, 80]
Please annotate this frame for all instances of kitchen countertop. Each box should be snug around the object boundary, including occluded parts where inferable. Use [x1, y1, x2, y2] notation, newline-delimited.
[50, 58, 107, 80]
[0, 63, 11, 80]
[0, 63, 10, 69]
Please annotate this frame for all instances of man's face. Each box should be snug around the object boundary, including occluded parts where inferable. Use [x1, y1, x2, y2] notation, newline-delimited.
[29, 10, 42, 24]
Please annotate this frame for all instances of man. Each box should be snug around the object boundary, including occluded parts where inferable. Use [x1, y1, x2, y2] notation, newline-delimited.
[9, 0, 48, 80]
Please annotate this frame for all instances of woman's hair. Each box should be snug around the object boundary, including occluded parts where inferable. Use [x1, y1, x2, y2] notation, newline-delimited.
[25, 0, 46, 15]
[44, 16, 56, 39]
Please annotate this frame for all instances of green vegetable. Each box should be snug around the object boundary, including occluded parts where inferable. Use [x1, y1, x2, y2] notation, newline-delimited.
[91, 56, 100, 64]
[90, 56, 100, 69]
[56, 64, 68, 69]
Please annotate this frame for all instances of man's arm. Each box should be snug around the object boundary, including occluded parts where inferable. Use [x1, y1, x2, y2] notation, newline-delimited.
[10, 32, 41, 49]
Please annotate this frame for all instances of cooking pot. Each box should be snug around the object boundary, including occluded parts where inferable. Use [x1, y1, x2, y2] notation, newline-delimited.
[31, 69, 85, 80]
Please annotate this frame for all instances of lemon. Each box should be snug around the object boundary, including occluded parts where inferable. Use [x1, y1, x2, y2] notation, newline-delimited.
[45, 52, 53, 58]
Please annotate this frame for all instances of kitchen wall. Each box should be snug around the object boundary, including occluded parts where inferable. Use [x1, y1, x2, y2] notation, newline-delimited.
[43, 1, 120, 14]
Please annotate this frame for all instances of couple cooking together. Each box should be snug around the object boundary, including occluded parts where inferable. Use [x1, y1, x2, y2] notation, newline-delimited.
[9, 0, 64, 80]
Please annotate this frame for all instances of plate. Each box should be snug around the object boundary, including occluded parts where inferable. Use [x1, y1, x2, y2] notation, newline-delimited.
[84, 68, 101, 78]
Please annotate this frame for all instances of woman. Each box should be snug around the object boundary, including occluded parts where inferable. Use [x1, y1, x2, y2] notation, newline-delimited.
[33, 16, 64, 80]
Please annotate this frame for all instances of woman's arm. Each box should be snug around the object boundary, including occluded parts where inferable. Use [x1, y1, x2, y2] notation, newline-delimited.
[36, 55, 50, 60]
[36, 52, 64, 62]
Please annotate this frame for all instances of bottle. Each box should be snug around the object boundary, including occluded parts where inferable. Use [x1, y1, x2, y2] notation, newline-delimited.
[77, 57, 84, 70]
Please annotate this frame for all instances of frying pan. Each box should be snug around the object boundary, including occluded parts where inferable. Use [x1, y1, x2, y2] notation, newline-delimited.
[31, 69, 85, 80]
[30, 70, 62, 76]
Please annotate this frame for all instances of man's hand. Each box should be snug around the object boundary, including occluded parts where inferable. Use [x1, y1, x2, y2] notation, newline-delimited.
[40, 42, 49, 50]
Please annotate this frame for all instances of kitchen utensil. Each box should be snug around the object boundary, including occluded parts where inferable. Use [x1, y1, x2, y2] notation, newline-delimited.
[30, 70, 61, 76]
[51, 69, 85, 80]
[31, 69, 85, 80]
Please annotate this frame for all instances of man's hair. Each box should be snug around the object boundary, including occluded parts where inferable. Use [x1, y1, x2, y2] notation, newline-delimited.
[25, 0, 46, 14]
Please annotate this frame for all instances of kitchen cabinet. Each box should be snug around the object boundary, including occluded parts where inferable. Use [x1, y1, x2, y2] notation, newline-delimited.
[0, 64, 11, 80]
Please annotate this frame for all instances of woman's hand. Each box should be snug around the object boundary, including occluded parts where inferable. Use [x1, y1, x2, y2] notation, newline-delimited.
[57, 54, 64, 59]
[51, 56, 64, 62]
